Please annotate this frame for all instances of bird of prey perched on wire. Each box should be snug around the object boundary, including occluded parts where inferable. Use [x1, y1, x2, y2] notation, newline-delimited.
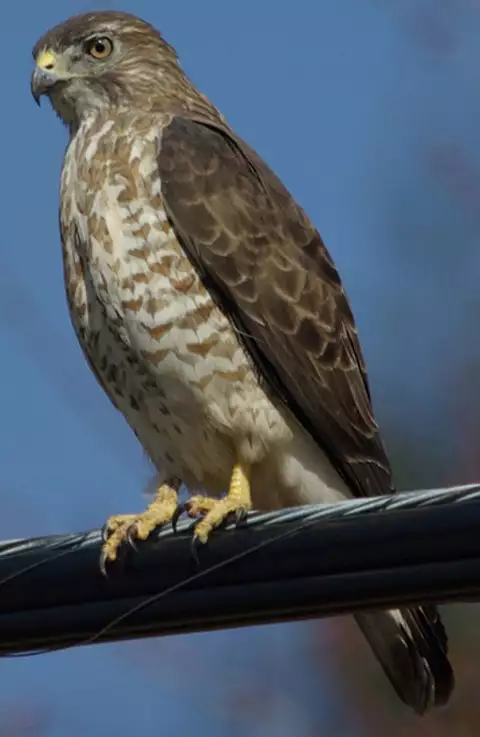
[31, 10, 454, 714]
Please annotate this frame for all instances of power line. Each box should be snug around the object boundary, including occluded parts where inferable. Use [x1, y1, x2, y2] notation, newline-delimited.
[0, 483, 478, 657]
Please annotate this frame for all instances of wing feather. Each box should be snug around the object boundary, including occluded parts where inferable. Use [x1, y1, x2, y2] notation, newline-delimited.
[158, 116, 393, 498]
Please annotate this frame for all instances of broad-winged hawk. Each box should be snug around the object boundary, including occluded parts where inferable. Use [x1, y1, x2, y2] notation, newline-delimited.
[31, 11, 454, 713]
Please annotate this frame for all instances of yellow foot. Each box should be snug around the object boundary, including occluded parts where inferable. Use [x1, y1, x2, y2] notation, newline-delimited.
[185, 462, 252, 544]
[100, 482, 179, 571]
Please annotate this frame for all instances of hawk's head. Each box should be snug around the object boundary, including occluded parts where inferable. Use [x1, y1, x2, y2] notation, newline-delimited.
[31, 11, 183, 127]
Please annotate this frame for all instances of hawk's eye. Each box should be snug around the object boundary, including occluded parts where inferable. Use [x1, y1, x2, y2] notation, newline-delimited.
[86, 36, 113, 59]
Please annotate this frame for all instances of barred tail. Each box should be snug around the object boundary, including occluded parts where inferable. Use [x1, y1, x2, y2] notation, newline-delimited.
[355, 605, 454, 714]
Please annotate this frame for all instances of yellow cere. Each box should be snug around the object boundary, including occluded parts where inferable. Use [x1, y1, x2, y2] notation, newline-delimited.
[36, 49, 57, 70]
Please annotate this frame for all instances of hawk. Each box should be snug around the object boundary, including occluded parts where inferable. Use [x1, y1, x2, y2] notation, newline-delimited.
[31, 11, 454, 713]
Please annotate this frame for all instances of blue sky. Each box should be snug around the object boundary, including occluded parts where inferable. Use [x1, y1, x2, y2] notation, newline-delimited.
[0, 1, 479, 734]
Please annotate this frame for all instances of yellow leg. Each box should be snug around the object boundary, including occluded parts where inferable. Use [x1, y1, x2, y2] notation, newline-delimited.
[101, 481, 179, 569]
[187, 462, 252, 544]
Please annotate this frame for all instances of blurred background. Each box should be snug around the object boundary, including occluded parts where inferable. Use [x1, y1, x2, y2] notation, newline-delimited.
[1, 0, 479, 734]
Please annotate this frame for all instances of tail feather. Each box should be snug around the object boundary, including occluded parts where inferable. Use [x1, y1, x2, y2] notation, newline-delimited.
[355, 606, 454, 714]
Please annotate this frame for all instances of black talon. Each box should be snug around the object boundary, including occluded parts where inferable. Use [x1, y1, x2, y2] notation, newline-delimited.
[126, 526, 140, 551]
[101, 523, 111, 543]
[171, 504, 186, 533]
[190, 534, 202, 565]
[99, 550, 110, 578]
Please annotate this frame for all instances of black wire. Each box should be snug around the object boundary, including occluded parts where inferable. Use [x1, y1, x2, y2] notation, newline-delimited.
[0, 483, 479, 656]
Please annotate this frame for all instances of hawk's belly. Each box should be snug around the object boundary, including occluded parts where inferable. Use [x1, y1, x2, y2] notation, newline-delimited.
[61, 158, 290, 496]
[73, 254, 292, 496]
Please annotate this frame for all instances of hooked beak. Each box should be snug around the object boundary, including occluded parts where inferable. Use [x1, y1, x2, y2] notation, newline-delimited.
[31, 67, 57, 105]
[31, 49, 59, 105]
